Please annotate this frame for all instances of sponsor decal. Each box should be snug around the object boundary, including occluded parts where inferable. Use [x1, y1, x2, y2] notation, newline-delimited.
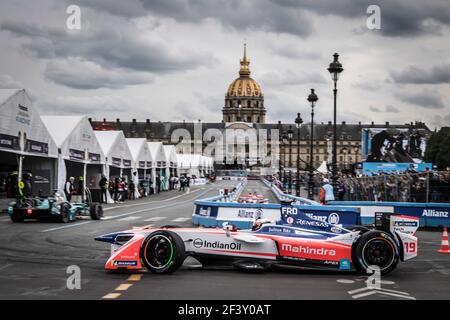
[139, 161, 146, 168]
[422, 209, 448, 218]
[237, 208, 263, 219]
[267, 226, 294, 234]
[123, 159, 131, 167]
[286, 216, 294, 224]
[328, 213, 340, 225]
[192, 238, 242, 251]
[69, 148, 85, 161]
[198, 207, 210, 216]
[294, 218, 328, 228]
[89, 152, 100, 162]
[25, 139, 48, 155]
[0, 133, 20, 150]
[394, 221, 418, 227]
[281, 243, 336, 256]
[331, 226, 343, 233]
[112, 157, 121, 166]
[16, 104, 31, 125]
[113, 260, 138, 267]
[339, 258, 351, 270]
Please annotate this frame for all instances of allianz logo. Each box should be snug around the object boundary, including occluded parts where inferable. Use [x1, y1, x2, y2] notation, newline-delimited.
[422, 209, 449, 218]
[193, 238, 242, 250]
[281, 243, 336, 256]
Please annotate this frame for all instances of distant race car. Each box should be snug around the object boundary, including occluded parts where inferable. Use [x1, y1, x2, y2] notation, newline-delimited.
[95, 207, 419, 275]
[8, 192, 103, 223]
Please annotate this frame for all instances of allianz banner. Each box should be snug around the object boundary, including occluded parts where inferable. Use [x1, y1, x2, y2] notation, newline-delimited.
[393, 205, 450, 227]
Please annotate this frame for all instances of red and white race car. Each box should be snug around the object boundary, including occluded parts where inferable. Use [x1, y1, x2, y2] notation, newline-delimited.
[95, 208, 418, 275]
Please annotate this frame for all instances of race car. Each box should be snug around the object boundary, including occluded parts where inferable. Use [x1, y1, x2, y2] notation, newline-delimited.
[95, 207, 419, 275]
[8, 191, 103, 223]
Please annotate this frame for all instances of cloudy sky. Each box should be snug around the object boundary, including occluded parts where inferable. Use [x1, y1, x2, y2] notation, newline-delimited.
[0, 0, 449, 129]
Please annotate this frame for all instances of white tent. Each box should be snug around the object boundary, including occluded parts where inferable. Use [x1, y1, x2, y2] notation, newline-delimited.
[176, 153, 202, 177]
[147, 142, 167, 192]
[126, 138, 153, 198]
[41, 115, 105, 200]
[163, 145, 178, 190]
[0, 89, 58, 196]
[316, 160, 329, 174]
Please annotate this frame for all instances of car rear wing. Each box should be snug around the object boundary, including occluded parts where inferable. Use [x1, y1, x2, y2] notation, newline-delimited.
[374, 212, 419, 236]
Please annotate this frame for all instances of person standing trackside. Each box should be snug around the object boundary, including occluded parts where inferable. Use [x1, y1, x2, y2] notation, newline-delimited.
[319, 178, 335, 205]
[64, 177, 75, 202]
[156, 175, 161, 194]
[99, 175, 108, 203]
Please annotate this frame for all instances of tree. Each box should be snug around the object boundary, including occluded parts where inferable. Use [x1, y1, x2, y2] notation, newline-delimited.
[424, 127, 450, 170]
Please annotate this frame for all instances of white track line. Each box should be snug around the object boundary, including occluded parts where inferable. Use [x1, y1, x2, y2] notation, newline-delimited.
[41, 221, 93, 233]
[103, 188, 202, 211]
[117, 216, 142, 221]
[143, 217, 166, 222]
[171, 217, 190, 222]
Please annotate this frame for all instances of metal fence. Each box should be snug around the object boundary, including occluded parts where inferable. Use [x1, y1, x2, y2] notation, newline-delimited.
[336, 171, 450, 203]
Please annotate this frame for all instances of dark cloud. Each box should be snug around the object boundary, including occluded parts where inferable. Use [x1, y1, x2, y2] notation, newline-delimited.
[398, 90, 445, 109]
[44, 57, 153, 90]
[391, 64, 450, 84]
[0, 20, 214, 73]
[272, 0, 450, 37]
[385, 105, 400, 113]
[369, 106, 381, 112]
[73, 0, 314, 37]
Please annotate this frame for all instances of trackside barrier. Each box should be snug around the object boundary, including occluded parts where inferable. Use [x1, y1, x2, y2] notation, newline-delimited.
[192, 178, 360, 229]
[261, 178, 320, 206]
[329, 201, 450, 227]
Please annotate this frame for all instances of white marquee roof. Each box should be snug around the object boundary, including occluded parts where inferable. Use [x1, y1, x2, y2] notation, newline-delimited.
[0, 89, 58, 158]
[126, 138, 154, 168]
[42, 115, 105, 163]
[95, 130, 133, 168]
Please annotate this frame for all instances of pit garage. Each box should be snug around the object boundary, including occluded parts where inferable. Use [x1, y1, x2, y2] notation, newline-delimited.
[0, 89, 58, 199]
[163, 144, 178, 190]
[148, 142, 168, 192]
[126, 138, 154, 198]
[41, 116, 105, 202]
[95, 130, 133, 201]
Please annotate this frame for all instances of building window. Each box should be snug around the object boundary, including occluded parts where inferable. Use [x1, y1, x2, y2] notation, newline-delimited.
[247, 116, 251, 122]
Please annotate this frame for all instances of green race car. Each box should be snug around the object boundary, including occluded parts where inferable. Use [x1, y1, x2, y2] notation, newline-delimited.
[8, 192, 103, 223]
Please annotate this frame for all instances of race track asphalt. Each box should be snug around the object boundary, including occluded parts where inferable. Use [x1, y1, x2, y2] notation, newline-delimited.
[0, 180, 449, 300]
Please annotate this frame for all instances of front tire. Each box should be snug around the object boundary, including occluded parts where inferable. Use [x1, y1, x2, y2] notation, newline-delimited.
[352, 230, 399, 275]
[140, 230, 185, 274]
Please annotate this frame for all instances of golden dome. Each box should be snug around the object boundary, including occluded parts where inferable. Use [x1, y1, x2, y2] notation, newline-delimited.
[226, 44, 263, 98]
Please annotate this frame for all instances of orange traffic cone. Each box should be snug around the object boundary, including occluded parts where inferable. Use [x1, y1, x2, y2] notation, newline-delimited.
[438, 227, 450, 254]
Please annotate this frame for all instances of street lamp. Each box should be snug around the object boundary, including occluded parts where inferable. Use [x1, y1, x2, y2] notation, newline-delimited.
[277, 121, 283, 180]
[294, 113, 303, 197]
[287, 126, 294, 193]
[307, 88, 318, 200]
[327, 53, 344, 196]
[282, 130, 289, 189]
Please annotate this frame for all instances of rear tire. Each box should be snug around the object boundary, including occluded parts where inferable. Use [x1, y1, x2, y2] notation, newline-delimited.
[90, 203, 103, 220]
[60, 203, 70, 223]
[140, 230, 185, 274]
[10, 215, 23, 223]
[352, 230, 399, 275]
